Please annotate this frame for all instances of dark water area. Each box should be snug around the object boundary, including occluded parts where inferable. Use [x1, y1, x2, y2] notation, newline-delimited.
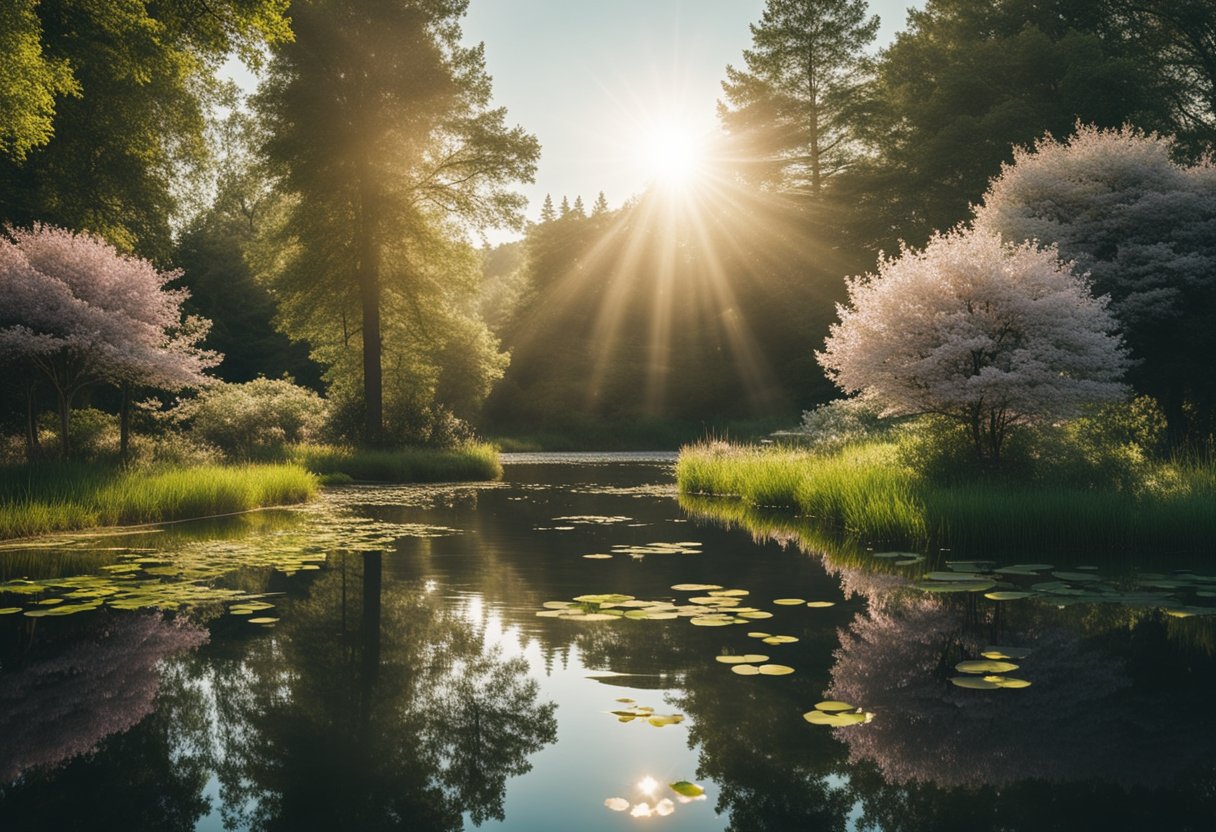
[2, 453, 1215, 831]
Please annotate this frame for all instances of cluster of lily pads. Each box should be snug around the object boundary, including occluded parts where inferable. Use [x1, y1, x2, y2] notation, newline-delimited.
[0, 501, 457, 622]
[950, 646, 1033, 690]
[911, 560, 1216, 617]
[803, 700, 875, 727]
[608, 697, 685, 727]
[608, 541, 703, 558]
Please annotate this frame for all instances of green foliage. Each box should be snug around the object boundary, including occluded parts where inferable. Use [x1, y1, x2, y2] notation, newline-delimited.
[0, 461, 317, 540]
[171, 379, 328, 459]
[0, 0, 292, 259]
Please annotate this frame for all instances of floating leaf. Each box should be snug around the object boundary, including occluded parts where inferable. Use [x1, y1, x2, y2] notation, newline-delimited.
[0, 607, 21, 615]
[731, 664, 760, 676]
[248, 617, 279, 625]
[669, 781, 704, 798]
[982, 646, 1032, 659]
[773, 598, 805, 605]
[955, 659, 1018, 674]
[762, 635, 798, 645]
[690, 617, 734, 627]
[804, 710, 869, 726]
[746, 631, 771, 638]
[671, 583, 722, 591]
[616, 697, 635, 703]
[647, 714, 685, 727]
[582, 554, 613, 560]
[986, 675, 1032, 688]
[984, 591, 1035, 601]
[950, 676, 1001, 689]
[814, 701, 854, 712]
[758, 664, 795, 676]
[737, 611, 773, 619]
[805, 601, 835, 608]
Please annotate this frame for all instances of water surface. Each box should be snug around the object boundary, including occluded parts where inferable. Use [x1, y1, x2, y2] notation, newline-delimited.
[2, 454, 1214, 831]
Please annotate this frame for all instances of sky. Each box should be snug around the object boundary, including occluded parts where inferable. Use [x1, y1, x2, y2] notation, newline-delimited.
[222, 1, 923, 243]
[459, 0, 922, 240]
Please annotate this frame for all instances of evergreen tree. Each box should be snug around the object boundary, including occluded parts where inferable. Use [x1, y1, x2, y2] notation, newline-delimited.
[559, 195, 571, 217]
[539, 193, 556, 223]
[571, 195, 586, 217]
[718, 0, 880, 198]
[592, 191, 609, 215]
[256, 0, 537, 443]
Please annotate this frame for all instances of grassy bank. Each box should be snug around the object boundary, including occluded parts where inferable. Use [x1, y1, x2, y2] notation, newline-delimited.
[0, 462, 319, 541]
[289, 442, 502, 482]
[676, 441, 1216, 554]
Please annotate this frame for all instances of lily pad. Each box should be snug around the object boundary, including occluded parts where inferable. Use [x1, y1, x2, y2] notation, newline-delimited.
[805, 601, 835, 608]
[731, 664, 761, 675]
[773, 598, 805, 605]
[955, 659, 1019, 674]
[762, 635, 798, 645]
[982, 646, 1032, 659]
[984, 591, 1035, 601]
[758, 664, 795, 676]
[670, 781, 705, 798]
[950, 676, 1001, 689]
[814, 701, 854, 712]
[671, 583, 722, 591]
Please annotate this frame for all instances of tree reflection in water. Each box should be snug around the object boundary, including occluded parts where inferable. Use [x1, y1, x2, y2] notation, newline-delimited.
[210, 550, 557, 831]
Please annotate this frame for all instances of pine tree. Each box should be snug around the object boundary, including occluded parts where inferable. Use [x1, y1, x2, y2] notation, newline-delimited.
[592, 191, 609, 215]
[719, 0, 879, 197]
[572, 195, 586, 217]
[540, 193, 556, 223]
[559, 195, 571, 217]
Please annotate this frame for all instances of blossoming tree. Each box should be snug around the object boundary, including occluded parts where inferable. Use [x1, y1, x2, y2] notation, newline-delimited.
[0, 224, 217, 457]
[973, 124, 1216, 446]
[816, 228, 1128, 463]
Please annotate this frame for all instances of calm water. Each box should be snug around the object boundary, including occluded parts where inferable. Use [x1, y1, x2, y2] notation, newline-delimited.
[2, 454, 1215, 831]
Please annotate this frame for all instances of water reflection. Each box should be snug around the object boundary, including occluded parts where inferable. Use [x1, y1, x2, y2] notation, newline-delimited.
[208, 552, 557, 831]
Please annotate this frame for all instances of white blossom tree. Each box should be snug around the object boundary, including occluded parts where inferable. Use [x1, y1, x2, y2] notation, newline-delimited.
[974, 124, 1216, 446]
[816, 228, 1128, 463]
[0, 224, 218, 457]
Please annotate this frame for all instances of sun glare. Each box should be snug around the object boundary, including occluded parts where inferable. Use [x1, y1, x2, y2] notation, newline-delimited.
[640, 121, 706, 186]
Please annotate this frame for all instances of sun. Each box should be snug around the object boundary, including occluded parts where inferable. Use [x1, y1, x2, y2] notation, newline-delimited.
[639, 120, 706, 187]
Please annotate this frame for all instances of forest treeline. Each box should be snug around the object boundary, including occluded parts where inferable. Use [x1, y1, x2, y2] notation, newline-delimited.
[2, 0, 1214, 450]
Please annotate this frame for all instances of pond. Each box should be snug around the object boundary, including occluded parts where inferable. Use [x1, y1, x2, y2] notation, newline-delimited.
[2, 453, 1215, 831]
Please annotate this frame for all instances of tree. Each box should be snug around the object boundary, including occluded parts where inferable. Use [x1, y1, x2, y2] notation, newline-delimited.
[718, 0, 879, 198]
[539, 193, 556, 223]
[0, 224, 216, 457]
[571, 195, 586, 218]
[559, 195, 571, 217]
[838, 0, 1178, 255]
[0, 0, 292, 260]
[974, 124, 1216, 446]
[816, 228, 1128, 463]
[256, 0, 538, 443]
[592, 191, 609, 216]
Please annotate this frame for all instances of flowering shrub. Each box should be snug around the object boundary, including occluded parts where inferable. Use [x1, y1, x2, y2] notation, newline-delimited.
[171, 378, 326, 458]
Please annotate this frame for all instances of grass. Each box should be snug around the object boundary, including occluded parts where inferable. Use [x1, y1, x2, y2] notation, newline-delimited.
[676, 441, 1216, 555]
[289, 442, 502, 482]
[0, 462, 319, 541]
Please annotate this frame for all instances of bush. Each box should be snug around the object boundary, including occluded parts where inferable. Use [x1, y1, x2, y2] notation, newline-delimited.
[172, 378, 327, 458]
[790, 399, 893, 451]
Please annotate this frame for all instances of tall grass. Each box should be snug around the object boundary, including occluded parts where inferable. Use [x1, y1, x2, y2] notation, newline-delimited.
[677, 441, 1215, 555]
[290, 442, 502, 483]
[0, 462, 318, 541]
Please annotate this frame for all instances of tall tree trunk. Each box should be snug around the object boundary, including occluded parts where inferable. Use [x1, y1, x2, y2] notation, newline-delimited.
[119, 382, 131, 463]
[357, 169, 383, 445]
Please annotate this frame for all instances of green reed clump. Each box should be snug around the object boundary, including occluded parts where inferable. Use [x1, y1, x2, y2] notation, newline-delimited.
[677, 440, 1214, 554]
[0, 462, 318, 540]
[290, 442, 502, 483]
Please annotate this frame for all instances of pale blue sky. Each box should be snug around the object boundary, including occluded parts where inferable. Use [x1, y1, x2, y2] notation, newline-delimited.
[460, 0, 921, 238]
[222, 1, 923, 241]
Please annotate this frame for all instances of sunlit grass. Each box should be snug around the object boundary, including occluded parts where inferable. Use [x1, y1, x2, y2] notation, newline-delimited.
[0, 462, 318, 541]
[677, 441, 1215, 554]
[289, 442, 502, 483]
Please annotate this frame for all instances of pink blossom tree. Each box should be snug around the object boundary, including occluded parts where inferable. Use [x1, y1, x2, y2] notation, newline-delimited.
[974, 124, 1216, 446]
[0, 224, 218, 457]
[816, 228, 1128, 463]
